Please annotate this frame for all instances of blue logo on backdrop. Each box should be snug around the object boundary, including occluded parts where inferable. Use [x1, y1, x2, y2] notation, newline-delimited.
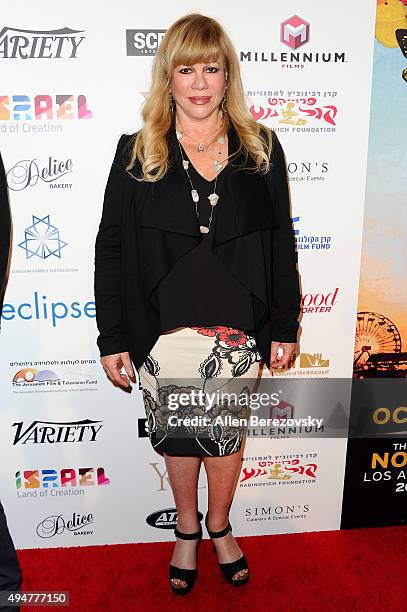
[1, 292, 95, 327]
[19, 215, 67, 259]
[293, 216, 333, 252]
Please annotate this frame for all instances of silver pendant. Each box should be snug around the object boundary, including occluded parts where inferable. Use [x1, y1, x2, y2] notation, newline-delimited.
[217, 135, 225, 144]
[182, 160, 189, 170]
[200, 225, 209, 234]
[176, 129, 183, 141]
[214, 160, 223, 172]
[208, 193, 219, 207]
[197, 143, 205, 152]
[191, 189, 200, 203]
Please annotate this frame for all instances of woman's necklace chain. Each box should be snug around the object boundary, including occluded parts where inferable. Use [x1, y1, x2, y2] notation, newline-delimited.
[176, 135, 222, 235]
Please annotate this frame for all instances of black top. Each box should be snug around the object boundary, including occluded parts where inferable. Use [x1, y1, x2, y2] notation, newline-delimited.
[155, 147, 256, 334]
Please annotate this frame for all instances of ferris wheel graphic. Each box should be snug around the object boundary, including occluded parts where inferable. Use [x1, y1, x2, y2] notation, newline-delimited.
[354, 311, 402, 369]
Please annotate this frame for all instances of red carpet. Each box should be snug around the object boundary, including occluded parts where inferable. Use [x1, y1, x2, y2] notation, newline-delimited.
[18, 526, 406, 611]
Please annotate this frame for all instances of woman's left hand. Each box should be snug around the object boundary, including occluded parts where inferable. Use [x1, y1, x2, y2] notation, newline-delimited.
[269, 341, 297, 369]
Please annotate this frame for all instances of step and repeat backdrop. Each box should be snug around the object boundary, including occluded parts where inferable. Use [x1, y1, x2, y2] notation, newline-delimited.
[1, 0, 403, 550]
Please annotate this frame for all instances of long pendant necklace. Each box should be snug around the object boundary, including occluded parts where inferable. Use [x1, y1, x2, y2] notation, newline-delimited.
[176, 139, 220, 234]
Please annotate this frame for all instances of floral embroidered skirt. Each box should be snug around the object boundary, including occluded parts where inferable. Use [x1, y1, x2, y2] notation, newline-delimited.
[137, 326, 262, 457]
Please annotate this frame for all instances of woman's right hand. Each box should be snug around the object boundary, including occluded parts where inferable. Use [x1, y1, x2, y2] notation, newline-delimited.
[100, 352, 136, 389]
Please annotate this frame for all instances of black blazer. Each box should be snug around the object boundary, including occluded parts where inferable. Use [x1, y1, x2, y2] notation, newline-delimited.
[94, 122, 301, 370]
[0, 152, 11, 293]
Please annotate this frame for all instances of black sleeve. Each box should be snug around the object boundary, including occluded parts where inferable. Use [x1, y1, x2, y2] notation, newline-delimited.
[266, 131, 301, 343]
[0, 151, 11, 293]
[94, 134, 130, 357]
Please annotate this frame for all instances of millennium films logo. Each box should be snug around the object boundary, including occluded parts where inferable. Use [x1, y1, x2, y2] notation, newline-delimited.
[240, 14, 346, 68]
[7, 156, 73, 191]
[15, 466, 110, 499]
[281, 15, 310, 50]
[36, 513, 94, 539]
[12, 419, 103, 445]
[19, 215, 67, 260]
[126, 29, 166, 55]
[0, 26, 85, 59]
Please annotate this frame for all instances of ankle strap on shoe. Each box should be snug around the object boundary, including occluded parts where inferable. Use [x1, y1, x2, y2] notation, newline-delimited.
[206, 520, 232, 539]
[174, 525, 202, 540]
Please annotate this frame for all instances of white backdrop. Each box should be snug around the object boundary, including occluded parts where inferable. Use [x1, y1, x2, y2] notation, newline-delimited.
[0, 0, 377, 548]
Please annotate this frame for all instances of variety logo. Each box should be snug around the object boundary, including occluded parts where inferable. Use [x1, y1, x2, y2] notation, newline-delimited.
[301, 288, 339, 313]
[0, 95, 92, 120]
[240, 455, 318, 487]
[36, 513, 94, 538]
[240, 16, 346, 68]
[1, 292, 95, 327]
[281, 15, 310, 50]
[16, 467, 110, 498]
[293, 217, 333, 252]
[126, 29, 166, 55]
[19, 215, 67, 260]
[0, 26, 85, 59]
[6, 156, 73, 191]
[12, 419, 103, 445]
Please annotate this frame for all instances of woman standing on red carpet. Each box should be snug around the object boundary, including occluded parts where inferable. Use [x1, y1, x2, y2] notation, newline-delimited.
[94, 13, 301, 594]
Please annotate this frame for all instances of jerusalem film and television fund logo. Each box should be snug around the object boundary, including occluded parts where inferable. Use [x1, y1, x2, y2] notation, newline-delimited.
[126, 29, 166, 56]
[0, 26, 85, 59]
[281, 15, 310, 50]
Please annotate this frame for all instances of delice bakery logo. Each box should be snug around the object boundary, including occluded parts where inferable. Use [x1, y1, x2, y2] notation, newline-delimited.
[281, 15, 310, 50]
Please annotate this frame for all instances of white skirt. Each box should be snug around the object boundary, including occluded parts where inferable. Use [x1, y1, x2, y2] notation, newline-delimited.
[137, 325, 262, 457]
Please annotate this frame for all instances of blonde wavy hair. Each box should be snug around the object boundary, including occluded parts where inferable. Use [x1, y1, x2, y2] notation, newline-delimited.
[126, 13, 274, 181]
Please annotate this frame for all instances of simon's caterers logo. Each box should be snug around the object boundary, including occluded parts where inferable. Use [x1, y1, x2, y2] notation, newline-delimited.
[0, 26, 85, 59]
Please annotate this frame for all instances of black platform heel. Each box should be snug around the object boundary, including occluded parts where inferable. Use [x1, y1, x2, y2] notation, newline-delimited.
[205, 513, 249, 586]
[169, 525, 203, 595]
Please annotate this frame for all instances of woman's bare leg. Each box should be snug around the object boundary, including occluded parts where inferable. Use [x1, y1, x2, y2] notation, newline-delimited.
[165, 454, 202, 588]
[203, 448, 248, 581]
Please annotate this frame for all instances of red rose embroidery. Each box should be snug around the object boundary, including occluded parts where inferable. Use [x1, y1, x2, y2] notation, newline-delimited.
[191, 326, 230, 337]
[218, 328, 248, 348]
